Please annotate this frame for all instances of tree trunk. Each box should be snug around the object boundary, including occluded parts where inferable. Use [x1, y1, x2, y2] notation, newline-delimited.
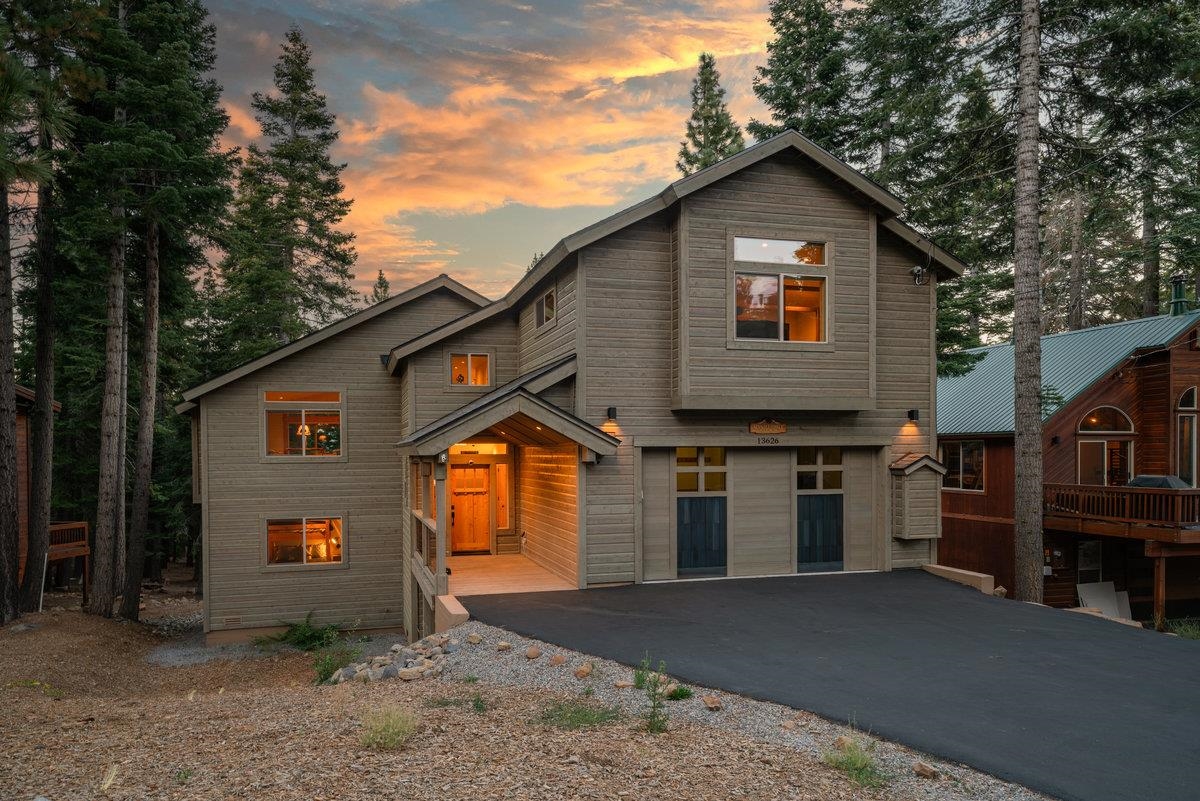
[120, 221, 160, 620]
[114, 297, 128, 593]
[0, 182, 21, 625]
[20, 159, 55, 612]
[88, 205, 127, 617]
[1140, 171, 1159, 318]
[1012, 0, 1044, 605]
[1068, 187, 1085, 330]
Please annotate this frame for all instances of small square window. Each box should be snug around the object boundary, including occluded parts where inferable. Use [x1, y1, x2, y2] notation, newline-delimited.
[822, 471, 843, 490]
[677, 471, 699, 492]
[797, 471, 818, 490]
[449, 353, 490, 386]
[704, 472, 727, 492]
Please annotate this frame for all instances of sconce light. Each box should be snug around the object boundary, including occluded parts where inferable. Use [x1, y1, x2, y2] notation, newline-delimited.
[907, 409, 920, 422]
[437, 451, 449, 464]
[606, 406, 618, 421]
[1051, 435, 1060, 445]
[910, 265, 929, 286]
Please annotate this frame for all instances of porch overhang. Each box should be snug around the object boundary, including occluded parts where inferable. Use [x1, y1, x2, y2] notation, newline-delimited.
[398, 389, 620, 458]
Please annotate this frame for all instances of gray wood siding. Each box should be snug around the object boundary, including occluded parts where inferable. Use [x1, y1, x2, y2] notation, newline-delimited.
[409, 315, 519, 430]
[844, 448, 883, 571]
[201, 289, 475, 633]
[640, 448, 672, 580]
[518, 257, 578, 374]
[727, 449, 793, 576]
[518, 444, 578, 584]
[582, 204, 938, 584]
[893, 469, 939, 540]
[537, 376, 575, 414]
[679, 152, 872, 403]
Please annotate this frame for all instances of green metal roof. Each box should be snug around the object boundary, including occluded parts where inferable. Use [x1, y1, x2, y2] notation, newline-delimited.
[937, 312, 1200, 436]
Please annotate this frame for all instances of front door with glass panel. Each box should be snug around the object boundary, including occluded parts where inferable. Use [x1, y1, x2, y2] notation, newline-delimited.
[675, 447, 727, 577]
[450, 465, 491, 553]
[797, 447, 844, 571]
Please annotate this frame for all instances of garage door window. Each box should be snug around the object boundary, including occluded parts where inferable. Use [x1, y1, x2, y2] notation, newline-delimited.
[797, 447, 843, 492]
[676, 447, 727, 493]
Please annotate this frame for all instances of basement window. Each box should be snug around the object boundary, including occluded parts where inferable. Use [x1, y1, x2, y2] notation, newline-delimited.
[266, 517, 344, 565]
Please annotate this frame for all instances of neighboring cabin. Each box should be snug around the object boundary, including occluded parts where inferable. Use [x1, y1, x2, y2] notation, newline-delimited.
[179, 131, 963, 642]
[937, 293, 1200, 623]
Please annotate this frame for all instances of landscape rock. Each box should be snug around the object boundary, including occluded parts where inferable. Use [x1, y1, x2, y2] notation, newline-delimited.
[701, 694, 722, 711]
[833, 735, 853, 752]
[497, 641, 512, 652]
[549, 654, 567, 666]
[398, 667, 424, 681]
[614, 680, 635, 689]
[526, 646, 542, 660]
[573, 663, 593, 679]
[466, 633, 483, 644]
[913, 761, 940, 779]
[781, 720, 796, 731]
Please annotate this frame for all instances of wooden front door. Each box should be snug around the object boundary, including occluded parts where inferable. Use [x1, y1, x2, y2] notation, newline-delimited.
[451, 466, 491, 553]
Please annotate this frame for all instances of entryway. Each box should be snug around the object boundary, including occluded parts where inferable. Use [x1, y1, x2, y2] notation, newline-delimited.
[447, 554, 574, 595]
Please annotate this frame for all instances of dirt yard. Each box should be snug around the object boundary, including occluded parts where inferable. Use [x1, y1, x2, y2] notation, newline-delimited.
[1, 602, 900, 801]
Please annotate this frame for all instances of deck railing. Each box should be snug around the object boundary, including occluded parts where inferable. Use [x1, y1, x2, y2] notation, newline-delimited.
[1043, 484, 1200, 527]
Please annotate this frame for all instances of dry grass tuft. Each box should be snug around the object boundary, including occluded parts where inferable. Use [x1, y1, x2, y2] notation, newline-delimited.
[360, 705, 418, 750]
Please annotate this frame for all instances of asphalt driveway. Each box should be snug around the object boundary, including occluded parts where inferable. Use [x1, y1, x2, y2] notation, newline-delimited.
[463, 570, 1200, 801]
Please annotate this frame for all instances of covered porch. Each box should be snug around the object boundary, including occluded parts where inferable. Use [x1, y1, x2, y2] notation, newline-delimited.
[399, 369, 620, 635]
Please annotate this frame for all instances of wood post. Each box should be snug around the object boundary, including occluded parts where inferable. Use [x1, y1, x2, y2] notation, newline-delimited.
[1154, 555, 1167, 631]
[434, 459, 449, 596]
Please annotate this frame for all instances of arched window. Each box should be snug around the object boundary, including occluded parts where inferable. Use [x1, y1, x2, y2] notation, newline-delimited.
[1078, 406, 1134, 433]
[1180, 387, 1197, 409]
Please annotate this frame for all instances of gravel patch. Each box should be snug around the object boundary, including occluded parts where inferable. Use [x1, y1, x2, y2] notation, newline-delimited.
[439, 620, 1052, 801]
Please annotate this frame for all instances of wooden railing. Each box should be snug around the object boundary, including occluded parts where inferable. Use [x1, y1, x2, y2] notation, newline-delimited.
[48, 521, 89, 551]
[1043, 484, 1200, 527]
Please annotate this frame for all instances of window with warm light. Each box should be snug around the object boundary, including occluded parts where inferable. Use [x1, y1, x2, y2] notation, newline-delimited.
[266, 517, 344, 565]
[449, 353, 490, 386]
[733, 237, 827, 343]
[1077, 406, 1133, 433]
[675, 447, 727, 493]
[797, 447, 844, 492]
[264, 391, 342, 457]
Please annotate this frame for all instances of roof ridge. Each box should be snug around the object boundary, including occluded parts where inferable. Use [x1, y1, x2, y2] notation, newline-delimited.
[960, 311, 1200, 355]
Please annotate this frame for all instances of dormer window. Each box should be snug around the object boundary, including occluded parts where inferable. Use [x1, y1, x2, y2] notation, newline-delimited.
[535, 288, 556, 329]
[732, 237, 828, 343]
[450, 353, 490, 386]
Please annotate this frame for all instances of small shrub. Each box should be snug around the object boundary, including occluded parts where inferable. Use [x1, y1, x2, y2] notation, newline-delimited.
[360, 706, 418, 751]
[5, 679, 64, 699]
[582, 685, 595, 698]
[174, 768, 194, 785]
[259, 612, 341, 651]
[633, 653, 652, 689]
[823, 737, 888, 789]
[666, 684, 693, 701]
[539, 700, 621, 730]
[1167, 618, 1200, 640]
[463, 674, 480, 684]
[471, 693, 488, 713]
[642, 659, 669, 733]
[313, 645, 361, 684]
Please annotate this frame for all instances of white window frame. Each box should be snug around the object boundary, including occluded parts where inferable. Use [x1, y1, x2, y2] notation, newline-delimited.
[447, 351, 492, 388]
[726, 228, 835, 351]
[1076, 405, 1135, 434]
[260, 389, 347, 463]
[1076, 439, 1134, 486]
[262, 514, 348, 571]
[940, 440, 985, 492]
[535, 287, 557, 331]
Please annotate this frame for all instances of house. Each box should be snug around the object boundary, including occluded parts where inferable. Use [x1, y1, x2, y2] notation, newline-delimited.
[178, 131, 963, 642]
[937, 285, 1200, 623]
[15, 385, 90, 603]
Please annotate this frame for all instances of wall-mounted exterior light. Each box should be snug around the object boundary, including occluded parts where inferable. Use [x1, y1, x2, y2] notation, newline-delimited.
[907, 409, 920, 422]
[606, 406, 617, 421]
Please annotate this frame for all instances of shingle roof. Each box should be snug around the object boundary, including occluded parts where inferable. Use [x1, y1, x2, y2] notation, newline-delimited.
[937, 312, 1200, 436]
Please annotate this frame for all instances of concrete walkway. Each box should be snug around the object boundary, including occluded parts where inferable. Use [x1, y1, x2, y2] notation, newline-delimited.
[463, 570, 1200, 801]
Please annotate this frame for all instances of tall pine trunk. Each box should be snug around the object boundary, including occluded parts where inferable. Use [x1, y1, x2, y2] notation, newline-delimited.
[1068, 187, 1085, 330]
[1140, 165, 1159, 318]
[20, 159, 56, 612]
[0, 182, 21, 624]
[114, 304, 128, 592]
[120, 220, 160, 620]
[1012, 0, 1044, 604]
[88, 200, 127, 617]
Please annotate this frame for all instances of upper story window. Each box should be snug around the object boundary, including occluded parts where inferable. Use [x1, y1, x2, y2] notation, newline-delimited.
[264, 391, 342, 457]
[1078, 406, 1133, 433]
[450, 353, 490, 386]
[535, 288, 556, 329]
[942, 440, 984, 491]
[733, 237, 827, 343]
[1180, 387, 1197, 409]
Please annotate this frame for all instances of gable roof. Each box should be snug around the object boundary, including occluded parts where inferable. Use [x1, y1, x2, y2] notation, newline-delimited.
[889, 453, 947, 475]
[396, 355, 619, 457]
[176, 274, 489, 411]
[386, 129, 962, 373]
[937, 312, 1200, 436]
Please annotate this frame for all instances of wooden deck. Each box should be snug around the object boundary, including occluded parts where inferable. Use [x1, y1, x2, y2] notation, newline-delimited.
[447, 554, 575, 596]
[1043, 484, 1200, 542]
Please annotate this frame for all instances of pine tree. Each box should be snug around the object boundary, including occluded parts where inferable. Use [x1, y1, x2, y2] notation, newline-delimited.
[676, 53, 744, 176]
[748, 0, 855, 153]
[367, 269, 389, 305]
[215, 26, 356, 371]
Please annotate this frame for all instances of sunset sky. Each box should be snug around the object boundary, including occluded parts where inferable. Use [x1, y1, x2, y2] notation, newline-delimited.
[206, 0, 773, 299]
